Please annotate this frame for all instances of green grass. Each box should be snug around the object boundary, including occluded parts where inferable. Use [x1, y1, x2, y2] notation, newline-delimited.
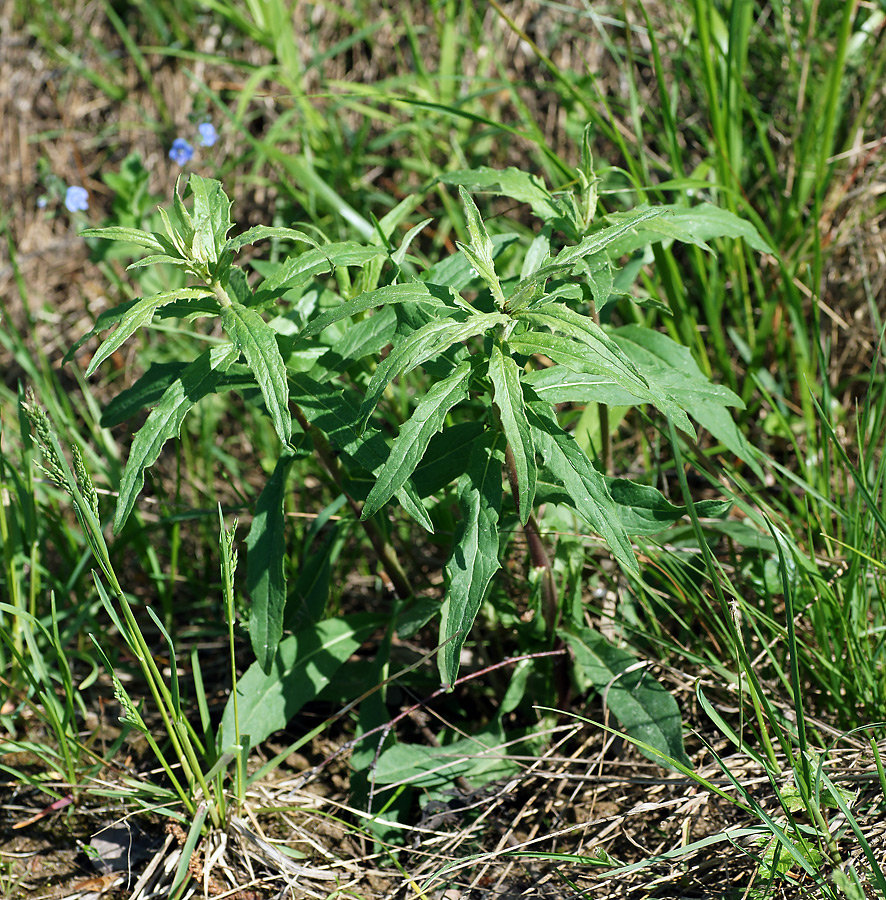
[3, 1, 886, 896]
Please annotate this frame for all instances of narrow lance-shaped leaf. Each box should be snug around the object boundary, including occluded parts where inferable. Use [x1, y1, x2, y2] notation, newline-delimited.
[457, 186, 506, 307]
[290, 373, 433, 532]
[439, 433, 504, 688]
[247, 450, 297, 673]
[553, 207, 664, 267]
[220, 301, 291, 444]
[363, 361, 471, 520]
[80, 226, 167, 253]
[527, 401, 637, 575]
[488, 344, 535, 524]
[114, 343, 241, 532]
[226, 225, 317, 253]
[358, 311, 507, 429]
[301, 282, 456, 339]
[187, 174, 233, 266]
[86, 288, 214, 377]
[512, 314, 695, 439]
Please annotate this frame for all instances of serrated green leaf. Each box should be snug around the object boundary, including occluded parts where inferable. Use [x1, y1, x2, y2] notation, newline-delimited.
[533, 477, 730, 535]
[254, 243, 387, 304]
[410, 421, 486, 497]
[562, 625, 690, 768]
[318, 304, 398, 374]
[512, 312, 695, 439]
[424, 233, 519, 291]
[247, 450, 297, 673]
[439, 167, 561, 222]
[359, 312, 507, 429]
[457, 186, 505, 307]
[100, 362, 186, 427]
[220, 614, 382, 752]
[527, 402, 637, 574]
[86, 288, 214, 377]
[80, 226, 166, 253]
[520, 223, 553, 279]
[64, 297, 140, 365]
[302, 282, 456, 339]
[114, 344, 240, 532]
[439, 433, 504, 687]
[125, 254, 195, 271]
[363, 361, 471, 520]
[604, 478, 731, 534]
[220, 301, 291, 444]
[489, 345, 535, 523]
[290, 373, 433, 531]
[227, 225, 316, 253]
[606, 203, 772, 255]
[554, 208, 664, 267]
[522, 369, 640, 406]
[187, 175, 233, 266]
[610, 325, 762, 477]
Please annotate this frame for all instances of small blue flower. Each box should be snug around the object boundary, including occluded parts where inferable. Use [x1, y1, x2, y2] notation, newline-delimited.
[36, 196, 48, 209]
[65, 186, 89, 212]
[169, 138, 194, 166]
[197, 122, 218, 147]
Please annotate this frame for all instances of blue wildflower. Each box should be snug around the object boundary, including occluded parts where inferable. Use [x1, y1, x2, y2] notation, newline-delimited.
[65, 186, 89, 212]
[169, 138, 194, 166]
[37, 196, 48, 209]
[197, 122, 218, 147]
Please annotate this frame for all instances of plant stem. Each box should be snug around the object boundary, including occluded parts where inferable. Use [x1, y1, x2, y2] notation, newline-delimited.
[290, 405, 413, 599]
[504, 444, 558, 633]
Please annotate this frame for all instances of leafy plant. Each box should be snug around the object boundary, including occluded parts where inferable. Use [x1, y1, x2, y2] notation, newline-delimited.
[74, 150, 768, 774]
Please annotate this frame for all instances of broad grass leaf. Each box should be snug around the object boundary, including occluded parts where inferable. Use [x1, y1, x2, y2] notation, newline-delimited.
[488, 345, 535, 523]
[85, 288, 213, 377]
[114, 343, 240, 532]
[363, 361, 471, 520]
[439, 434, 504, 687]
[220, 301, 291, 444]
[247, 450, 297, 673]
[220, 614, 382, 752]
[359, 312, 507, 429]
[302, 282, 456, 339]
[527, 402, 637, 575]
[563, 625, 690, 769]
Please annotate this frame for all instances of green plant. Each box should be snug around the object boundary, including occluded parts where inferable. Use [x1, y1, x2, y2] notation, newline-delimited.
[71, 142, 770, 777]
